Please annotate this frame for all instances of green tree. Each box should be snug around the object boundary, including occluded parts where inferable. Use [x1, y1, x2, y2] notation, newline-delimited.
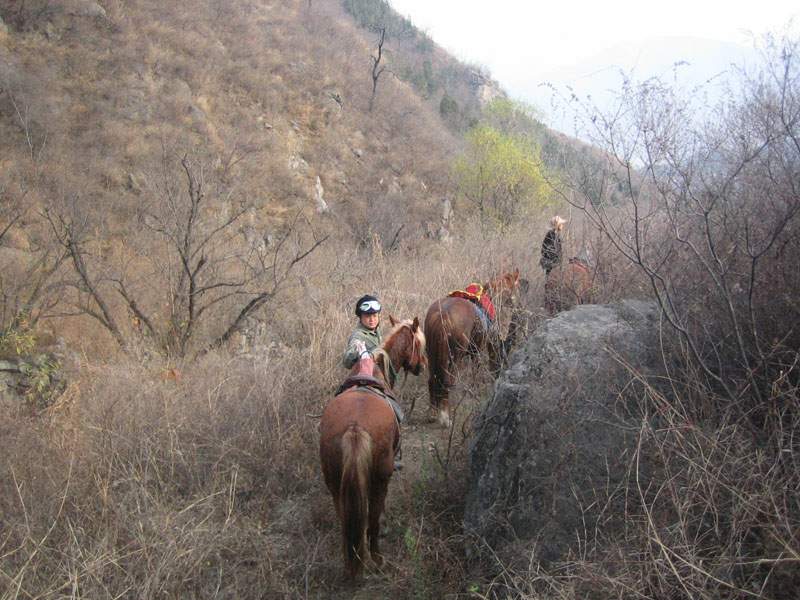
[482, 97, 546, 140]
[453, 125, 550, 228]
[439, 93, 458, 118]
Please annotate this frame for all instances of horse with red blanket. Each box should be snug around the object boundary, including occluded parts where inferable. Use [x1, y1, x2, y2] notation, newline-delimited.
[424, 270, 521, 428]
[319, 316, 426, 579]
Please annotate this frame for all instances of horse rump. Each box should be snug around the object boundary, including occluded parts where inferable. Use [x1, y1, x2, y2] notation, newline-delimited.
[544, 260, 594, 314]
[339, 424, 373, 579]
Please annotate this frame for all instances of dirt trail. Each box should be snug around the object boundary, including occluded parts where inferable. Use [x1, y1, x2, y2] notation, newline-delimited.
[318, 303, 540, 596]
[316, 370, 490, 598]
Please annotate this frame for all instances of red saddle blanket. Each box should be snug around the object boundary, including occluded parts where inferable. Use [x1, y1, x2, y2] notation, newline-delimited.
[448, 283, 496, 321]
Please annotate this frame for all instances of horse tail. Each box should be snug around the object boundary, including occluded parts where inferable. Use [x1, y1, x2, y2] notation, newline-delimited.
[339, 423, 372, 579]
[424, 309, 451, 406]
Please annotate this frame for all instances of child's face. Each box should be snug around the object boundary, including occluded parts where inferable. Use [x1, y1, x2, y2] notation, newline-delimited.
[360, 313, 380, 330]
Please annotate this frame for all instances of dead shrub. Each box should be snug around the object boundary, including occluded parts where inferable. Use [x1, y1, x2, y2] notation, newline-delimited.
[474, 30, 800, 600]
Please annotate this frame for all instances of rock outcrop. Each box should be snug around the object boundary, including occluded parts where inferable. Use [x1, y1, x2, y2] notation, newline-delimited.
[464, 300, 659, 564]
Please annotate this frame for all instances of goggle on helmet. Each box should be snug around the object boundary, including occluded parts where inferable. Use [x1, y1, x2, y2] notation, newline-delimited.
[355, 296, 381, 316]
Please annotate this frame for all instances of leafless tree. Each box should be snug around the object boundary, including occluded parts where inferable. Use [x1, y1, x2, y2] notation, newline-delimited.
[45, 151, 327, 357]
[369, 27, 387, 112]
[44, 196, 128, 349]
[554, 33, 800, 402]
[0, 192, 66, 334]
[0, 84, 65, 337]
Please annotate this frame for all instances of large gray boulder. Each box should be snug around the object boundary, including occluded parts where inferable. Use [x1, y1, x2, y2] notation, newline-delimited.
[464, 300, 659, 564]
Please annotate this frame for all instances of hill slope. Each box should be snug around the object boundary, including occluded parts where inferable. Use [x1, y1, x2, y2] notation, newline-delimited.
[1, 0, 521, 353]
[0, 0, 479, 242]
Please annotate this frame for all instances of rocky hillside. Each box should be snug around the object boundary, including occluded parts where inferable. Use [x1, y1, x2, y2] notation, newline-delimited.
[0, 0, 501, 248]
[0, 0, 524, 355]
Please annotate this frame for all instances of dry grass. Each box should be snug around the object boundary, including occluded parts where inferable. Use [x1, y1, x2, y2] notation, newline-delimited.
[0, 219, 553, 598]
[475, 359, 800, 600]
[4, 1, 796, 598]
[465, 33, 800, 599]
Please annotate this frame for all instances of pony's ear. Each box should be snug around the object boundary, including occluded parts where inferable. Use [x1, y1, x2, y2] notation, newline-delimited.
[411, 316, 419, 332]
[513, 268, 520, 283]
[388, 314, 398, 326]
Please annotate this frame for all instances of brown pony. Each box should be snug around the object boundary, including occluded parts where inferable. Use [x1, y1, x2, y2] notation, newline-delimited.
[319, 316, 426, 580]
[424, 270, 520, 428]
[544, 257, 595, 315]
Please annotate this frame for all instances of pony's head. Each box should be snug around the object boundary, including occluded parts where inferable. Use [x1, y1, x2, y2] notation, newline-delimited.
[386, 315, 427, 376]
[485, 268, 521, 306]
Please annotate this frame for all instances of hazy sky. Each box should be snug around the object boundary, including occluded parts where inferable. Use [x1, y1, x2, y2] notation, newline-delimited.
[388, 0, 799, 96]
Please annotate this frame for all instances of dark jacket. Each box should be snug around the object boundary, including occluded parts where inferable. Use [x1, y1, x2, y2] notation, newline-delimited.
[540, 229, 563, 271]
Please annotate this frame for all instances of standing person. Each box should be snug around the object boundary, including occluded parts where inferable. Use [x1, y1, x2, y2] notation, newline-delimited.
[540, 215, 567, 276]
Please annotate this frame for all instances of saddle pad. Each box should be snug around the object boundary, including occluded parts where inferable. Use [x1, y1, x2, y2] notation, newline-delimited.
[449, 283, 496, 321]
[473, 302, 492, 334]
[335, 374, 386, 396]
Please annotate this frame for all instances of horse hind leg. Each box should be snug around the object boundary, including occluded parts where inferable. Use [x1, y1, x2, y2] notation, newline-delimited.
[427, 371, 452, 429]
[435, 396, 452, 429]
[438, 400, 451, 429]
[367, 476, 390, 567]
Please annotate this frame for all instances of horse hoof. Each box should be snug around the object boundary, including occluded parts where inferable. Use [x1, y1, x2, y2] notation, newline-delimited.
[438, 412, 451, 429]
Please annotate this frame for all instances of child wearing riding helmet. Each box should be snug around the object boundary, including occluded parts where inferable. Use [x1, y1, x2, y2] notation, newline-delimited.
[342, 294, 383, 369]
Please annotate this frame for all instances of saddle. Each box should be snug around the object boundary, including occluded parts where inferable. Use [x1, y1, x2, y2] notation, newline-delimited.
[335, 373, 389, 397]
[448, 283, 496, 321]
[334, 374, 405, 425]
[335, 354, 405, 427]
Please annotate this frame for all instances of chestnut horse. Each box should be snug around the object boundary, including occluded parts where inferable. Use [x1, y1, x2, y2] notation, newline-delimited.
[319, 316, 426, 579]
[424, 270, 520, 428]
[544, 257, 595, 315]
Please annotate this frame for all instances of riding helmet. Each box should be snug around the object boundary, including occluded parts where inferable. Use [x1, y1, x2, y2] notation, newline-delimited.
[355, 294, 382, 316]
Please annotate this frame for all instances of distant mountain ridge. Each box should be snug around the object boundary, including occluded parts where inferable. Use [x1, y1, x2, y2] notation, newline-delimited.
[519, 36, 759, 135]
